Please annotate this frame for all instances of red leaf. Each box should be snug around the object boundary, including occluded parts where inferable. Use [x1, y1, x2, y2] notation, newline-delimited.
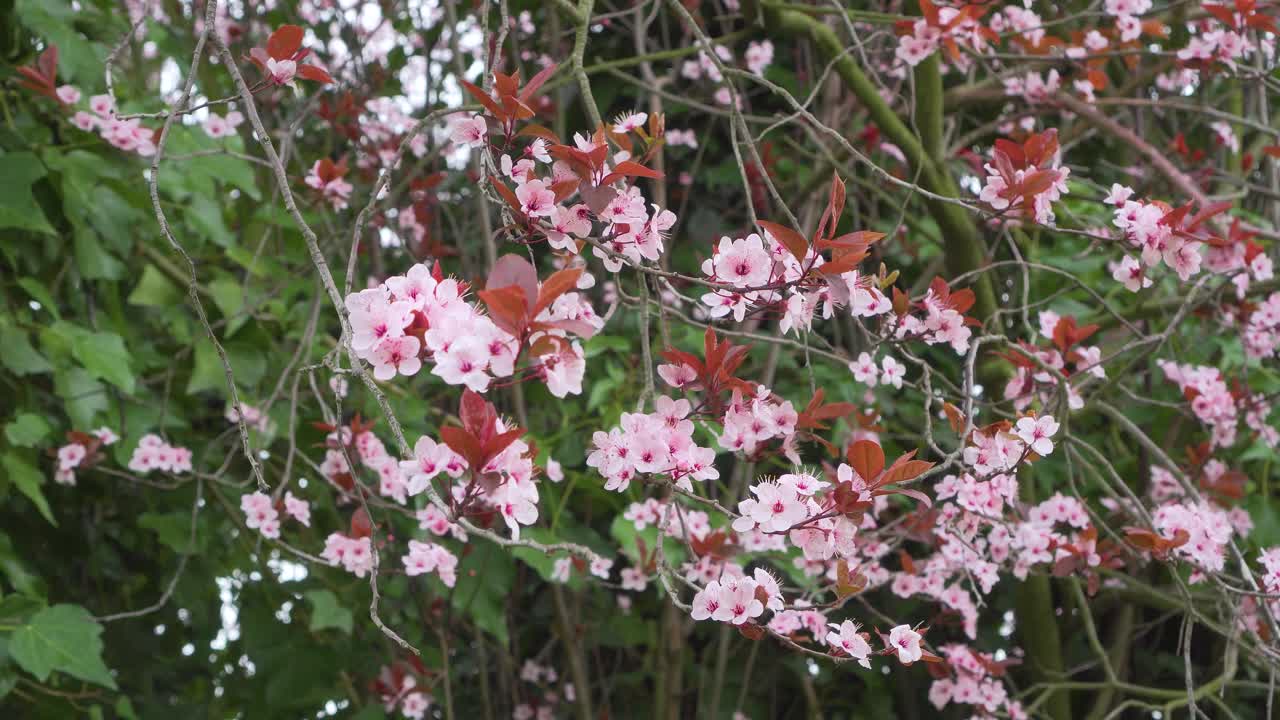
[947, 288, 976, 314]
[482, 428, 526, 466]
[810, 401, 856, 421]
[489, 178, 523, 214]
[459, 389, 495, 439]
[534, 266, 584, 317]
[518, 63, 559, 103]
[817, 252, 867, 276]
[296, 64, 334, 85]
[1187, 200, 1233, 230]
[847, 440, 885, 482]
[460, 79, 506, 120]
[1202, 3, 1237, 26]
[38, 45, 58, 83]
[1017, 169, 1059, 198]
[878, 452, 933, 487]
[518, 123, 561, 144]
[919, 0, 940, 26]
[598, 160, 664, 186]
[440, 426, 483, 469]
[758, 219, 808, 263]
[478, 285, 529, 338]
[350, 507, 374, 538]
[267, 25, 304, 61]
[487, 254, 539, 307]
[942, 402, 965, 433]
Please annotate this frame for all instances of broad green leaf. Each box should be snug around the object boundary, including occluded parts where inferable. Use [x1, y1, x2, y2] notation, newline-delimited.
[114, 697, 139, 720]
[127, 265, 183, 307]
[15, 278, 60, 320]
[4, 413, 52, 447]
[70, 329, 135, 395]
[14, 0, 112, 84]
[0, 593, 46, 626]
[73, 227, 126, 280]
[209, 277, 246, 336]
[610, 514, 685, 568]
[305, 589, 353, 634]
[0, 531, 44, 597]
[2, 453, 56, 526]
[451, 539, 514, 644]
[137, 512, 203, 554]
[10, 604, 116, 689]
[55, 368, 108, 428]
[0, 324, 53, 376]
[511, 527, 587, 590]
[187, 193, 234, 248]
[0, 670, 15, 702]
[0, 152, 56, 235]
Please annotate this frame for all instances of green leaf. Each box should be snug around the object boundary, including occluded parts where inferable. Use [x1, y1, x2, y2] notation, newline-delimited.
[0, 152, 55, 235]
[4, 413, 52, 447]
[70, 329, 135, 395]
[305, 589, 353, 634]
[128, 265, 183, 307]
[10, 604, 116, 689]
[0, 531, 44, 597]
[209, 277, 246, 336]
[114, 697, 139, 720]
[15, 278, 60, 320]
[187, 193, 234, 248]
[2, 453, 56, 526]
[14, 0, 110, 85]
[73, 226, 126, 280]
[451, 540, 514, 644]
[55, 368, 108, 428]
[0, 324, 53, 376]
[611, 514, 684, 568]
[0, 593, 46, 626]
[0, 670, 15, 703]
[137, 512, 202, 554]
[194, 150, 262, 201]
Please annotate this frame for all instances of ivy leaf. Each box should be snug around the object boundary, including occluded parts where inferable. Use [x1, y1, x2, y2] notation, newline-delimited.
[2, 453, 56, 526]
[127, 265, 183, 307]
[0, 324, 53, 376]
[305, 590, 353, 635]
[0, 152, 56, 235]
[5, 413, 52, 447]
[71, 329, 135, 395]
[10, 604, 117, 689]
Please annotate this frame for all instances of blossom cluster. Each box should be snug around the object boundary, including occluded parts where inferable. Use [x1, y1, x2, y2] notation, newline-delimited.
[1158, 360, 1279, 449]
[63, 90, 159, 156]
[401, 539, 458, 587]
[1105, 185, 1204, 283]
[373, 660, 434, 720]
[239, 490, 310, 539]
[928, 644, 1025, 718]
[977, 132, 1071, 226]
[345, 262, 598, 397]
[320, 532, 375, 577]
[678, 40, 773, 107]
[52, 427, 118, 486]
[888, 281, 976, 354]
[1242, 291, 1280, 361]
[404, 391, 547, 539]
[731, 470, 859, 559]
[127, 434, 194, 476]
[449, 96, 680, 278]
[513, 659, 576, 720]
[1002, 311, 1106, 412]
[587, 396, 718, 492]
[698, 232, 891, 331]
